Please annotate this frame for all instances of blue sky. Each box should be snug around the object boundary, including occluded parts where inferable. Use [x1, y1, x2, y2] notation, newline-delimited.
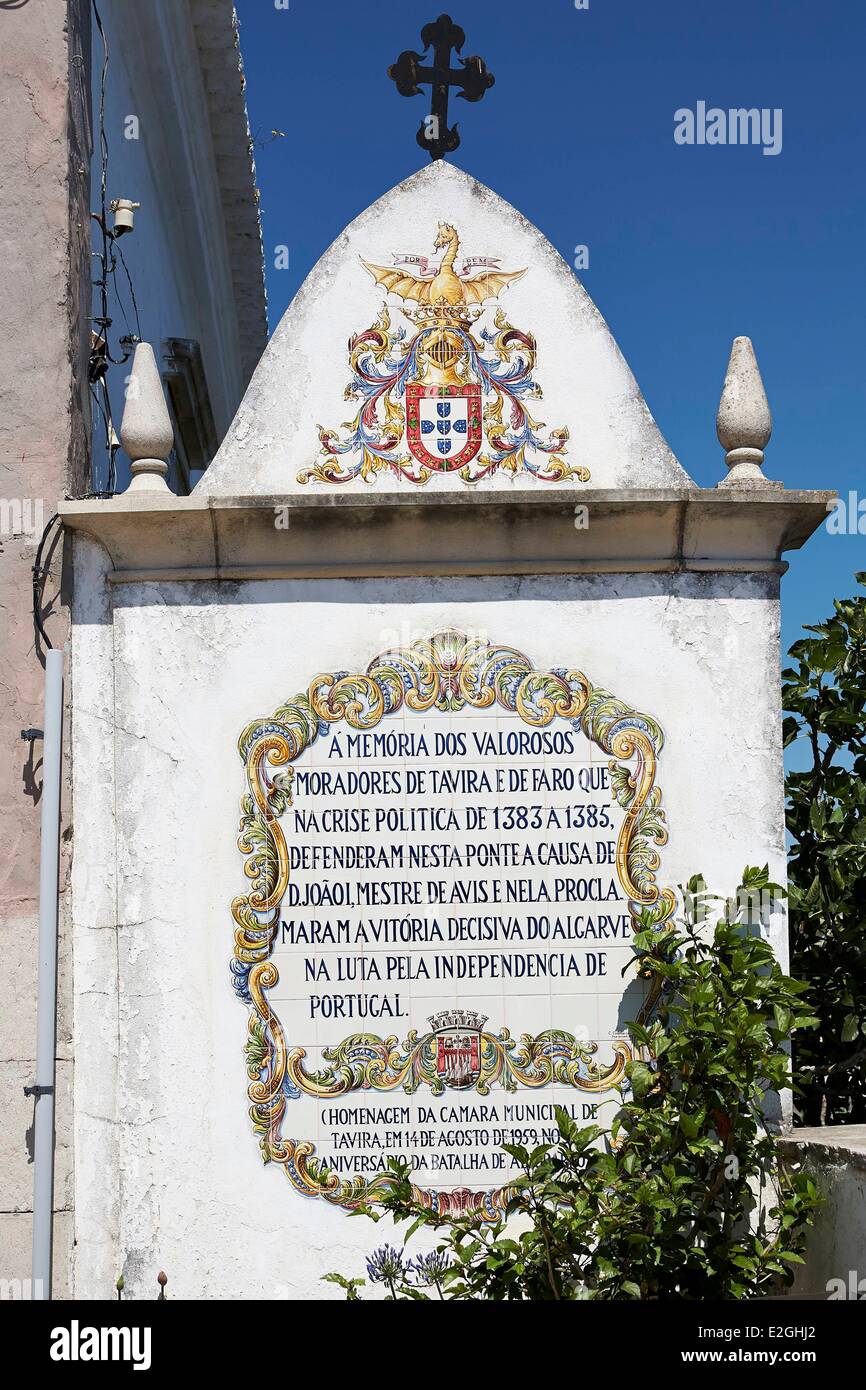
[235, 0, 865, 658]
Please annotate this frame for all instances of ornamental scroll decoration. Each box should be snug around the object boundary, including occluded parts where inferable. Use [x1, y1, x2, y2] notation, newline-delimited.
[231, 629, 676, 1220]
[300, 222, 589, 486]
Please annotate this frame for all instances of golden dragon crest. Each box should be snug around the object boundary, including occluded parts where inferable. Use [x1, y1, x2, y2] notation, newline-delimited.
[360, 222, 527, 314]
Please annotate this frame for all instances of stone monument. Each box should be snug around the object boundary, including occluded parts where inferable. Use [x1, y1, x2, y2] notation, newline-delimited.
[61, 157, 830, 1298]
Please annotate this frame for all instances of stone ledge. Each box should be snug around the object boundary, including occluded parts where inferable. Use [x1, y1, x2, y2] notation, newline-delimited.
[59, 487, 834, 582]
[777, 1126, 866, 1299]
[779, 1125, 866, 1174]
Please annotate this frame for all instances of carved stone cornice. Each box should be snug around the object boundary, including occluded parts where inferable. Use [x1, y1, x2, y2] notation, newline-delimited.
[59, 487, 834, 583]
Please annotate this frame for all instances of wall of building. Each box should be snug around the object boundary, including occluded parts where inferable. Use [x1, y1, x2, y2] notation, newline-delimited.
[69, 554, 788, 1298]
[0, 0, 91, 1298]
[1, 0, 265, 1299]
[89, 0, 264, 493]
[779, 1129, 866, 1300]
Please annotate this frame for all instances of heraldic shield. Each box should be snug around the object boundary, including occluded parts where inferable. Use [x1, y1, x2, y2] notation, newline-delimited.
[304, 221, 590, 486]
[430, 1010, 487, 1088]
[407, 383, 482, 470]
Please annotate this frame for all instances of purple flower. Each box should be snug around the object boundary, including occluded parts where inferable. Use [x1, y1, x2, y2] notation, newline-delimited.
[411, 1250, 451, 1286]
[365, 1245, 407, 1285]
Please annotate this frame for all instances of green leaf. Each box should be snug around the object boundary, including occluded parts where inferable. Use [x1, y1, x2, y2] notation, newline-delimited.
[841, 1014, 859, 1043]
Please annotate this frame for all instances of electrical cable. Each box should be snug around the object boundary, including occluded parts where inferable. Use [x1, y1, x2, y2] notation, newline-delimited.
[32, 514, 63, 653]
[89, 379, 119, 495]
[114, 236, 142, 341]
[101, 376, 119, 494]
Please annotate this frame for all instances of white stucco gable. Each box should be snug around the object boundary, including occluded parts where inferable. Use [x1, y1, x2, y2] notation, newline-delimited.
[198, 161, 693, 496]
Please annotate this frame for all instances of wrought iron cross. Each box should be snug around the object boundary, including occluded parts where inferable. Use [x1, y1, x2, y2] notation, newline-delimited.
[388, 14, 494, 162]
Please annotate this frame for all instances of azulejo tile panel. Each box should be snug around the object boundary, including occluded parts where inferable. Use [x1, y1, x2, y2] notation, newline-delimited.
[231, 629, 675, 1219]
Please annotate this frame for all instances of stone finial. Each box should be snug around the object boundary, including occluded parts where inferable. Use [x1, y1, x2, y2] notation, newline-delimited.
[716, 336, 778, 489]
[120, 342, 174, 492]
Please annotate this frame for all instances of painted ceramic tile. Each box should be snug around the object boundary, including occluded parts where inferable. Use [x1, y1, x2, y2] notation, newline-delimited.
[231, 630, 674, 1217]
[301, 225, 590, 486]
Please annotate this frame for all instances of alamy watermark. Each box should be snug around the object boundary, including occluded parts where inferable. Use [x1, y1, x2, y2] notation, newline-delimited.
[681, 881, 787, 928]
[826, 1270, 866, 1300]
[0, 497, 45, 544]
[675, 102, 783, 157]
[825, 492, 866, 535]
[50, 1322, 152, 1371]
[0, 1276, 45, 1300]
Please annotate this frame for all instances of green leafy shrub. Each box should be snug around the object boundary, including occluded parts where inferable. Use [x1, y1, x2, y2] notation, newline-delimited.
[783, 575, 866, 1123]
[325, 870, 820, 1300]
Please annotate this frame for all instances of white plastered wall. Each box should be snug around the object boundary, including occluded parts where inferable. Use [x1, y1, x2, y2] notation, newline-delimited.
[71, 541, 786, 1299]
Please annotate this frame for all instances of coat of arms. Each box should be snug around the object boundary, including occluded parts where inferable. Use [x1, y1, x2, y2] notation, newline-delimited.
[429, 1009, 487, 1088]
[300, 223, 590, 486]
